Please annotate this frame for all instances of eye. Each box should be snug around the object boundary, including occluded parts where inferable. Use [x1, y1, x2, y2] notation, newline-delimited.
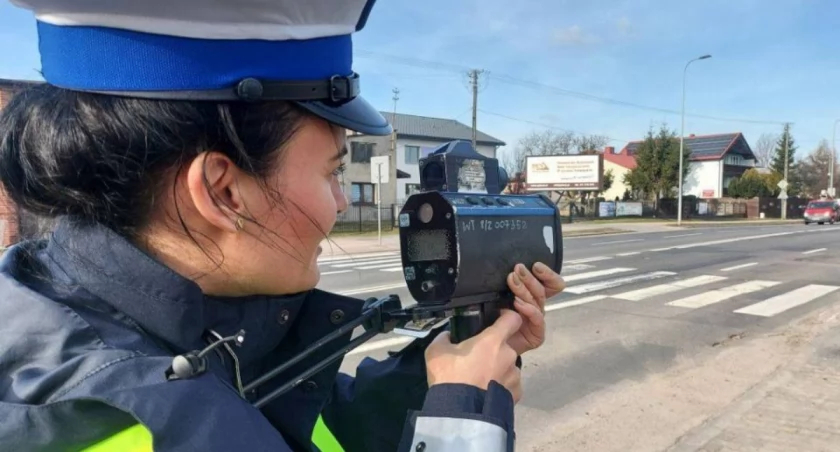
[332, 162, 347, 177]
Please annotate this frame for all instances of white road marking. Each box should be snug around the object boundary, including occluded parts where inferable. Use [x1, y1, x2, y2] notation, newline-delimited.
[566, 256, 612, 264]
[347, 337, 413, 355]
[616, 251, 641, 256]
[562, 263, 597, 272]
[612, 275, 728, 301]
[380, 266, 405, 272]
[651, 247, 674, 252]
[666, 280, 780, 309]
[565, 271, 676, 295]
[672, 231, 800, 250]
[664, 233, 702, 238]
[720, 262, 758, 272]
[356, 262, 407, 270]
[546, 295, 607, 312]
[337, 283, 406, 296]
[329, 257, 402, 268]
[734, 284, 840, 317]
[802, 248, 827, 255]
[563, 268, 635, 283]
[317, 251, 398, 263]
[320, 270, 353, 276]
[598, 239, 644, 245]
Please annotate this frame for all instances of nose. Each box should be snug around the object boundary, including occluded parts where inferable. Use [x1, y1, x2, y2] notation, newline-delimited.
[335, 188, 348, 215]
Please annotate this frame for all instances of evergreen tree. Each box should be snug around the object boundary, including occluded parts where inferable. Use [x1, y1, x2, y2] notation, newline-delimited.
[624, 123, 690, 204]
[770, 123, 798, 195]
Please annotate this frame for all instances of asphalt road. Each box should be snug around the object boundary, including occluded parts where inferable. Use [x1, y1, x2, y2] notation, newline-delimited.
[317, 223, 840, 450]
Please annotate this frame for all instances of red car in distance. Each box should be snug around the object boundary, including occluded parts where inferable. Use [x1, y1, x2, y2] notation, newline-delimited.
[803, 199, 840, 225]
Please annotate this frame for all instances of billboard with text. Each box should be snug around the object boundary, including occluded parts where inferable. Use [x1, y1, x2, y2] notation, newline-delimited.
[524, 154, 603, 190]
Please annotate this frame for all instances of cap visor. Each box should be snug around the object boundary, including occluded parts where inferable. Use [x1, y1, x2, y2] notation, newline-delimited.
[295, 95, 392, 136]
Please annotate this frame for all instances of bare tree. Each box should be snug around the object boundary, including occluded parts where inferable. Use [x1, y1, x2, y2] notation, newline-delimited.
[754, 133, 777, 168]
[502, 129, 576, 175]
[796, 139, 837, 198]
[573, 134, 609, 154]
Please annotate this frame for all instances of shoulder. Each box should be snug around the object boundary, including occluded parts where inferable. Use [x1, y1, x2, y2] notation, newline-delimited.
[0, 244, 290, 451]
[0, 242, 158, 402]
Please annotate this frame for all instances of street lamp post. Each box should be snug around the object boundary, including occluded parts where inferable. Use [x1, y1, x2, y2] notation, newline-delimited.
[678, 54, 712, 226]
[831, 119, 839, 197]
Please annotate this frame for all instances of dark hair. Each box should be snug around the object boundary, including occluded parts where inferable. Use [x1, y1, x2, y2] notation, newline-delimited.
[0, 83, 309, 246]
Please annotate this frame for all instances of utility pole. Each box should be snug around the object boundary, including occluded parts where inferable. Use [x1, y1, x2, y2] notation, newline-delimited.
[390, 87, 399, 206]
[781, 123, 790, 220]
[469, 69, 484, 151]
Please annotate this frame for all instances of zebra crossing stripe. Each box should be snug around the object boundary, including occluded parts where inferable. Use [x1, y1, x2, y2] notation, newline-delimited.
[563, 268, 635, 283]
[612, 275, 728, 301]
[734, 284, 840, 317]
[666, 280, 780, 309]
[317, 252, 398, 263]
[330, 257, 401, 268]
[545, 295, 607, 312]
[565, 271, 676, 295]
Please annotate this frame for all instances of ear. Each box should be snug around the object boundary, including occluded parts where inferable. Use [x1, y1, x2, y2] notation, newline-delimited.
[185, 151, 244, 233]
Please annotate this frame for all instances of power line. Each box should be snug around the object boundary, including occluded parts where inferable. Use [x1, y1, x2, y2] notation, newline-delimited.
[356, 50, 792, 126]
[478, 109, 631, 144]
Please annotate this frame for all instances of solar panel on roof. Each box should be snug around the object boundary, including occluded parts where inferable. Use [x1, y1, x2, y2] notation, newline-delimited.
[623, 133, 740, 159]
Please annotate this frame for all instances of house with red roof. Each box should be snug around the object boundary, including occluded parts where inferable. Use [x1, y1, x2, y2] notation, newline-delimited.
[617, 132, 757, 199]
[601, 146, 637, 200]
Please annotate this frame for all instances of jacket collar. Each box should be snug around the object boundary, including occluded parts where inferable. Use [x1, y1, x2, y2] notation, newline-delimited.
[45, 218, 362, 368]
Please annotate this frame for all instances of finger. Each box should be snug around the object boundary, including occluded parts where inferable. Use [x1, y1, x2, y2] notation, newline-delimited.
[513, 264, 546, 308]
[487, 309, 523, 341]
[533, 262, 566, 298]
[508, 271, 537, 308]
[514, 298, 546, 341]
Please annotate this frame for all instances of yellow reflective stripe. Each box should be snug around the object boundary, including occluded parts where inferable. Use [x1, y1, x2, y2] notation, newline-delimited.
[81, 423, 153, 452]
[79, 415, 341, 452]
[312, 414, 345, 452]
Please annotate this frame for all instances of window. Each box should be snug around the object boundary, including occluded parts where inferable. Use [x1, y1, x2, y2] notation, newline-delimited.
[351, 182, 376, 205]
[351, 142, 374, 163]
[405, 145, 420, 165]
[405, 183, 421, 197]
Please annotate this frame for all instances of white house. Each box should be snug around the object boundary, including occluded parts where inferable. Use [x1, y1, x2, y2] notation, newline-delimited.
[621, 132, 757, 198]
[345, 112, 506, 205]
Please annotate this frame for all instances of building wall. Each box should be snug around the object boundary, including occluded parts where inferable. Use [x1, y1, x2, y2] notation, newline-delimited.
[344, 134, 397, 207]
[395, 138, 497, 204]
[602, 160, 632, 201]
[684, 160, 722, 198]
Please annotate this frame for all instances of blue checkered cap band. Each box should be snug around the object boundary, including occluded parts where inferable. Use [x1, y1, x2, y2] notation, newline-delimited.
[9, 0, 392, 135]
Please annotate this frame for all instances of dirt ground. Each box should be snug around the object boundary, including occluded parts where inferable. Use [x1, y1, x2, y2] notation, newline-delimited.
[519, 298, 840, 452]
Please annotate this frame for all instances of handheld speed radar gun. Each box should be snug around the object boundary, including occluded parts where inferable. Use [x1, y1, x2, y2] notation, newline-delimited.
[233, 140, 563, 408]
[396, 140, 564, 343]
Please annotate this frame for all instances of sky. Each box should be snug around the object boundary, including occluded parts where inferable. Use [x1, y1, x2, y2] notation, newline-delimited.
[2, 0, 839, 164]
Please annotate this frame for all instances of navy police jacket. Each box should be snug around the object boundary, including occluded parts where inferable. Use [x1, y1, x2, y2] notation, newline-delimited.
[0, 219, 515, 452]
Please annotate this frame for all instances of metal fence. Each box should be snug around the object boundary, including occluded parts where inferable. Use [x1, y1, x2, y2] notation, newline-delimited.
[557, 198, 750, 222]
[333, 204, 398, 233]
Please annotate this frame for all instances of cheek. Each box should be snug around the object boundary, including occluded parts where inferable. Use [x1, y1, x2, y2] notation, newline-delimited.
[282, 179, 341, 235]
[332, 178, 348, 211]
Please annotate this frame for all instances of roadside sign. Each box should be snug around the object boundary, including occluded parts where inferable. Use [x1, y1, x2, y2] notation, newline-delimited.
[829, 187, 837, 197]
[777, 180, 789, 191]
[777, 190, 788, 200]
[370, 155, 389, 184]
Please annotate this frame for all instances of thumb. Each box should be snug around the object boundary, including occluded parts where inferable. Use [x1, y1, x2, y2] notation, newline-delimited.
[487, 309, 523, 341]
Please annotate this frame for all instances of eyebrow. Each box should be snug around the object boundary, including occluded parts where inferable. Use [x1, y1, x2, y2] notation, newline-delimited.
[332, 144, 348, 161]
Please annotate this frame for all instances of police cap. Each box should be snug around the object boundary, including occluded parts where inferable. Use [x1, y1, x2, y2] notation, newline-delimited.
[10, 0, 392, 135]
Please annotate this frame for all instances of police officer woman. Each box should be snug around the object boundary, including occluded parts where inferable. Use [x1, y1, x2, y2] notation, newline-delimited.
[0, 1, 565, 451]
